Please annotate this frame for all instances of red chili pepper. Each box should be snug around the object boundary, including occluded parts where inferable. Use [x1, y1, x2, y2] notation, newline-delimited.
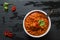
[33, 22, 40, 28]
[11, 6, 16, 12]
[4, 31, 13, 38]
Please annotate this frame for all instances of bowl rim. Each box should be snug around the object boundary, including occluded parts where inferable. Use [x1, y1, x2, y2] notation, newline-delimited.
[23, 10, 51, 38]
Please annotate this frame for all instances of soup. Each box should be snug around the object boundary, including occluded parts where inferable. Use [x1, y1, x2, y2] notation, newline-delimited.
[24, 11, 49, 36]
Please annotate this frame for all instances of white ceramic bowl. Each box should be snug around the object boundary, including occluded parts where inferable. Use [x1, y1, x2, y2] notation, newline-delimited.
[23, 10, 51, 38]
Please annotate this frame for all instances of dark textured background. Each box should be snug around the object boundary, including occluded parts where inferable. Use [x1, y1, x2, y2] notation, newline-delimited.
[0, 0, 60, 40]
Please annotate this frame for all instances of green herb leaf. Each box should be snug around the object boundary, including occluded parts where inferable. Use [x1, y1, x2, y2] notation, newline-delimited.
[4, 2, 9, 7]
[38, 20, 45, 26]
[4, 7, 8, 9]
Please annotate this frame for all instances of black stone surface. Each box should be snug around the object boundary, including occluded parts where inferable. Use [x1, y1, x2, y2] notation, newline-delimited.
[0, 0, 60, 40]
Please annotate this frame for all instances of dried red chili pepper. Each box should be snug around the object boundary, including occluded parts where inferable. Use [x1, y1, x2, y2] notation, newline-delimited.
[4, 31, 14, 38]
[11, 6, 16, 12]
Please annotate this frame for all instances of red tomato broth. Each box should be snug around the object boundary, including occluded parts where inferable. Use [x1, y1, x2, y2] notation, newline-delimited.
[24, 11, 49, 36]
